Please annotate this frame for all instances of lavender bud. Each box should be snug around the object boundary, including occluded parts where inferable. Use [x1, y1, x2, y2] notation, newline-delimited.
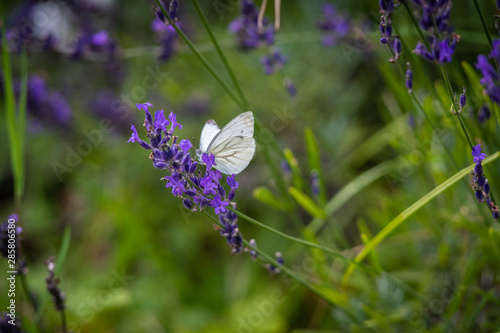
[228, 189, 236, 201]
[406, 66, 413, 93]
[460, 87, 466, 109]
[217, 184, 226, 197]
[183, 199, 193, 210]
[484, 180, 490, 195]
[475, 190, 483, 201]
[394, 38, 402, 57]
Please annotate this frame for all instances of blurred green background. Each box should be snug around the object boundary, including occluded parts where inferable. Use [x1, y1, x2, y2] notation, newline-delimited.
[2, 0, 500, 332]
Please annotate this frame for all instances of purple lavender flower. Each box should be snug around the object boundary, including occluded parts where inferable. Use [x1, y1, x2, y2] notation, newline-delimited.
[0, 214, 22, 259]
[470, 144, 498, 221]
[317, 3, 350, 47]
[411, 0, 457, 65]
[46, 258, 66, 312]
[228, 0, 275, 49]
[261, 48, 287, 75]
[211, 195, 229, 214]
[310, 171, 320, 196]
[217, 206, 243, 254]
[151, 18, 178, 62]
[2, 74, 73, 130]
[478, 105, 491, 124]
[284, 78, 297, 97]
[405, 63, 413, 93]
[476, 41, 500, 106]
[379, 0, 395, 45]
[459, 87, 466, 109]
[129, 102, 257, 254]
[472, 144, 487, 163]
[265, 252, 284, 274]
[0, 311, 23, 332]
[89, 30, 116, 58]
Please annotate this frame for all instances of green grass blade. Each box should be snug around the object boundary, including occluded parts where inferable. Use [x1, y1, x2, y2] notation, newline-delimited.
[342, 151, 500, 286]
[191, 0, 249, 109]
[289, 186, 326, 219]
[304, 127, 326, 203]
[55, 226, 72, 275]
[284, 148, 305, 190]
[308, 159, 398, 234]
[253, 186, 287, 211]
[2, 26, 22, 208]
[17, 49, 28, 200]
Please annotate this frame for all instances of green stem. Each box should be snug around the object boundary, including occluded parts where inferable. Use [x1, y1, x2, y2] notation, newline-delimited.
[403, 1, 431, 51]
[439, 65, 474, 150]
[410, 93, 459, 170]
[154, 0, 246, 111]
[191, 0, 250, 109]
[60, 309, 67, 333]
[472, 0, 493, 49]
[228, 207, 348, 262]
[201, 211, 327, 300]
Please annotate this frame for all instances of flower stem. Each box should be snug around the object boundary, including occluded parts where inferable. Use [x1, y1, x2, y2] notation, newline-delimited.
[439, 65, 474, 150]
[402, 1, 431, 51]
[191, 0, 250, 110]
[155, 0, 246, 111]
[472, 0, 493, 49]
[227, 207, 348, 262]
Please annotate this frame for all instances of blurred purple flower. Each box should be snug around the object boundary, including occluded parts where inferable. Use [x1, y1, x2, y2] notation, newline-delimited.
[379, 0, 394, 45]
[317, 3, 350, 47]
[478, 105, 491, 124]
[0, 214, 22, 259]
[228, 0, 274, 49]
[261, 48, 287, 75]
[476, 41, 500, 106]
[412, 0, 457, 64]
[1, 74, 73, 130]
[151, 18, 178, 62]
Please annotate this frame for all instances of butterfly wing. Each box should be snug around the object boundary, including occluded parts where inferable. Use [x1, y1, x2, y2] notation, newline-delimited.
[199, 119, 221, 153]
[207, 111, 255, 175]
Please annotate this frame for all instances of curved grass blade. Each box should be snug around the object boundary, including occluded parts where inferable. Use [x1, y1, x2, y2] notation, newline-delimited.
[342, 151, 500, 286]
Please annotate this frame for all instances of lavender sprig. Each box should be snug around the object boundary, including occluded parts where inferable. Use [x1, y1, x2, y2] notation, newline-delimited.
[128, 102, 250, 253]
[471, 144, 499, 221]
[411, 0, 458, 65]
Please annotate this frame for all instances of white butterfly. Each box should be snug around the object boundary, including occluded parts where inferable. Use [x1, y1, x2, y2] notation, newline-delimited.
[196, 111, 256, 175]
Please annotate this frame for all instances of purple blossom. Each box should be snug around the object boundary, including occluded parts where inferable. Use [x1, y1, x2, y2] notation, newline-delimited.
[379, 0, 394, 45]
[478, 105, 491, 124]
[5, 75, 74, 130]
[151, 18, 178, 62]
[211, 195, 229, 214]
[476, 46, 500, 106]
[412, 1, 457, 64]
[265, 252, 285, 274]
[169, 111, 182, 131]
[228, 0, 275, 49]
[261, 48, 287, 75]
[470, 144, 498, 221]
[472, 144, 487, 163]
[317, 4, 350, 47]
[406, 65, 413, 93]
[202, 153, 217, 171]
[1, 214, 22, 259]
[284, 78, 297, 97]
[226, 174, 239, 190]
[180, 139, 193, 152]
